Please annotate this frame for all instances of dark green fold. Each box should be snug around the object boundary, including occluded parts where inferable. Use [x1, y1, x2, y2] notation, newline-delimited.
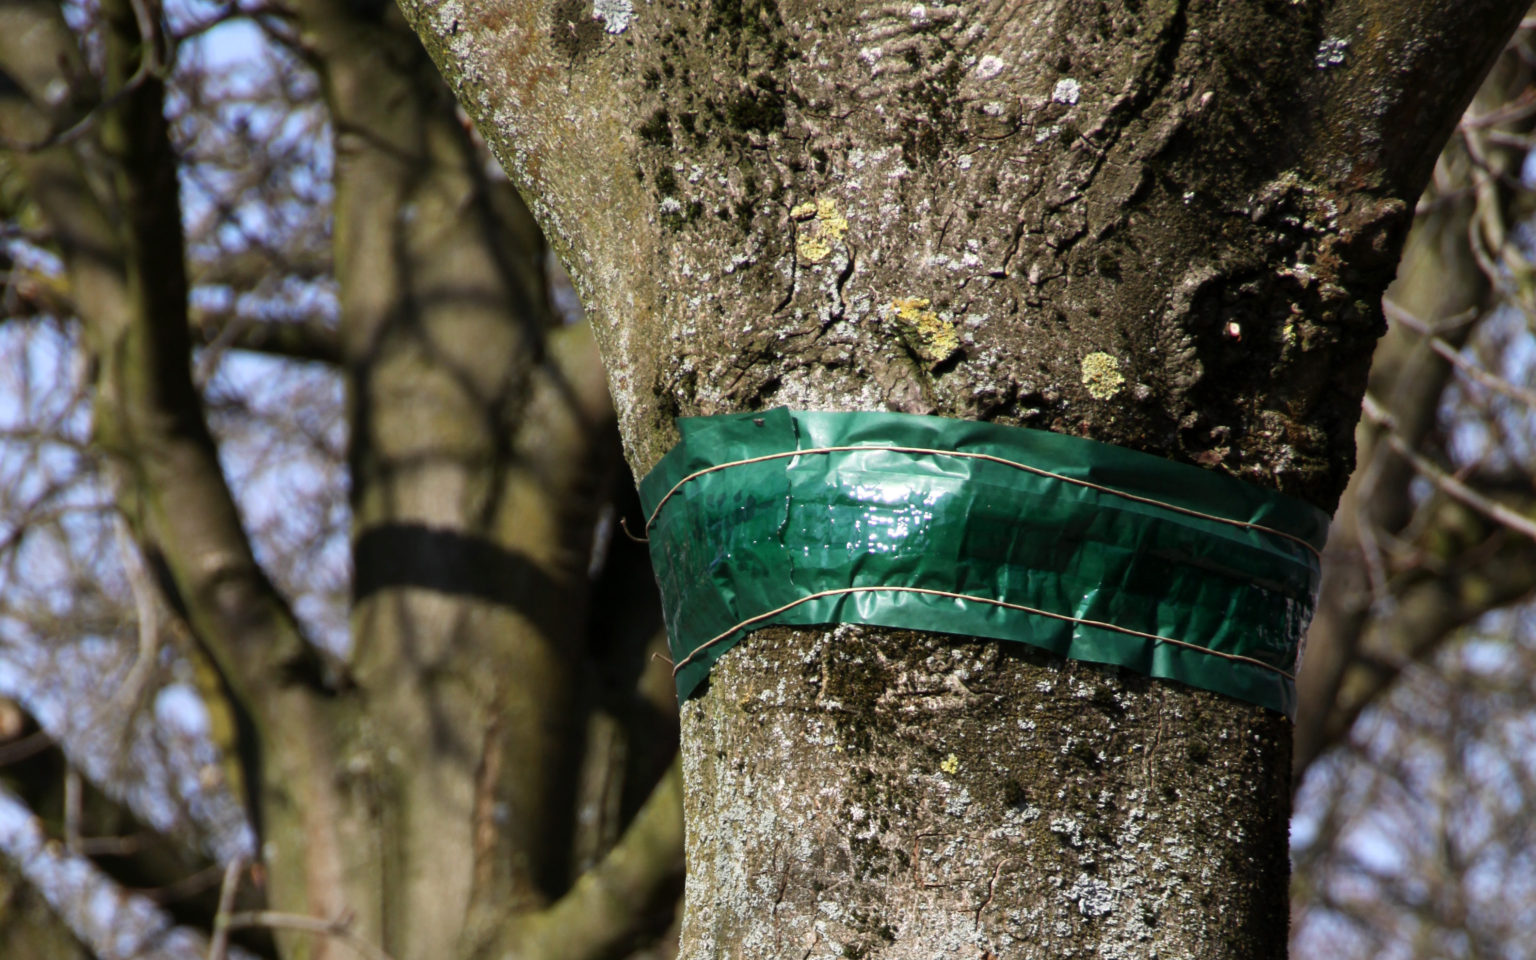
[638, 409, 1330, 718]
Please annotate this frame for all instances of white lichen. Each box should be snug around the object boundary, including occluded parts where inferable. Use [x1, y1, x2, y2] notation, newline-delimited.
[976, 55, 1007, 80]
[1314, 36, 1349, 68]
[591, 0, 633, 33]
[1052, 78, 1081, 104]
[1067, 875, 1117, 918]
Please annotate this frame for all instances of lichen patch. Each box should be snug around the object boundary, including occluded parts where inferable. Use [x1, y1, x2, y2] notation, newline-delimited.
[791, 197, 849, 263]
[591, 0, 633, 33]
[1080, 352, 1125, 400]
[1052, 77, 1082, 104]
[891, 296, 961, 367]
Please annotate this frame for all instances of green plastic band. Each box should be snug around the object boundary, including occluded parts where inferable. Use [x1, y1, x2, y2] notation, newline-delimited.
[638, 409, 1330, 718]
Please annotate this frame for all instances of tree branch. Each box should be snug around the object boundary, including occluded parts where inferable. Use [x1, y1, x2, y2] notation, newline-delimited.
[0, 785, 258, 960]
[1304, 0, 1531, 200]
[1294, 29, 1536, 776]
[190, 309, 341, 366]
[472, 761, 684, 960]
[1363, 394, 1536, 542]
[225, 912, 396, 960]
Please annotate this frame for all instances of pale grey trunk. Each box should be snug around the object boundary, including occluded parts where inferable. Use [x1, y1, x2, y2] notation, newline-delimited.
[682, 628, 1289, 958]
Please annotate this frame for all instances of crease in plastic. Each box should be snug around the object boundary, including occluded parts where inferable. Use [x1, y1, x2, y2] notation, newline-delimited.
[639, 409, 1330, 718]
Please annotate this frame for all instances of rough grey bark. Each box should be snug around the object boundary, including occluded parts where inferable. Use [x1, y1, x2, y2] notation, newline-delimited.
[683, 627, 1290, 958]
[360, 0, 1526, 956]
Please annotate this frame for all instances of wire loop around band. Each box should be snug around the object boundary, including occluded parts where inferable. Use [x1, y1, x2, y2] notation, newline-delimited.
[638, 409, 1330, 717]
[670, 585, 1297, 681]
[643, 444, 1322, 560]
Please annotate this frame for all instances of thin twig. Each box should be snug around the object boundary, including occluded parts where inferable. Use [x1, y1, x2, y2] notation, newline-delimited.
[224, 912, 396, 960]
[207, 856, 245, 960]
[136, 862, 226, 905]
[1363, 395, 1536, 543]
[74, 832, 147, 857]
[1384, 302, 1536, 410]
[64, 767, 83, 853]
[0, 729, 54, 767]
[108, 515, 161, 716]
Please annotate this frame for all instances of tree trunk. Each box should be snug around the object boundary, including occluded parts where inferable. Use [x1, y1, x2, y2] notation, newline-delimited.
[123, 0, 1508, 956]
[268, 3, 625, 955]
[397, 0, 1525, 954]
[4, 1, 685, 955]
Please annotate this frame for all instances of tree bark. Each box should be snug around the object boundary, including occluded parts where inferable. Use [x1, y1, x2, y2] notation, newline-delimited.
[397, 0, 1526, 955]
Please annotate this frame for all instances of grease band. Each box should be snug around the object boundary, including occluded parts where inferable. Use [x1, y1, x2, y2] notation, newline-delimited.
[638, 409, 1329, 718]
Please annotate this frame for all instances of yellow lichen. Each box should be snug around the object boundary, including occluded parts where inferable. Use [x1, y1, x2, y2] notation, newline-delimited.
[798, 235, 833, 262]
[940, 752, 960, 774]
[1081, 352, 1125, 400]
[793, 197, 849, 263]
[891, 296, 961, 366]
[891, 296, 932, 323]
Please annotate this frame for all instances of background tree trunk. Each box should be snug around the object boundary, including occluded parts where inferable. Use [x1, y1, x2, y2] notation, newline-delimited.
[284, 3, 620, 953]
[397, 0, 1528, 955]
[0, 2, 681, 957]
[1294, 40, 1536, 774]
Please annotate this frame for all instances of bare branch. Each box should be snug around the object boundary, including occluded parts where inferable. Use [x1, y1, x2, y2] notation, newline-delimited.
[191, 309, 340, 366]
[206, 856, 245, 960]
[1384, 301, 1536, 410]
[1362, 394, 1536, 542]
[0, 785, 253, 960]
[225, 911, 396, 960]
[475, 761, 684, 960]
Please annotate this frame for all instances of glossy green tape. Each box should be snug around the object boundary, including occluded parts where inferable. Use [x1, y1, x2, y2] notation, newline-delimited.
[639, 409, 1330, 718]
